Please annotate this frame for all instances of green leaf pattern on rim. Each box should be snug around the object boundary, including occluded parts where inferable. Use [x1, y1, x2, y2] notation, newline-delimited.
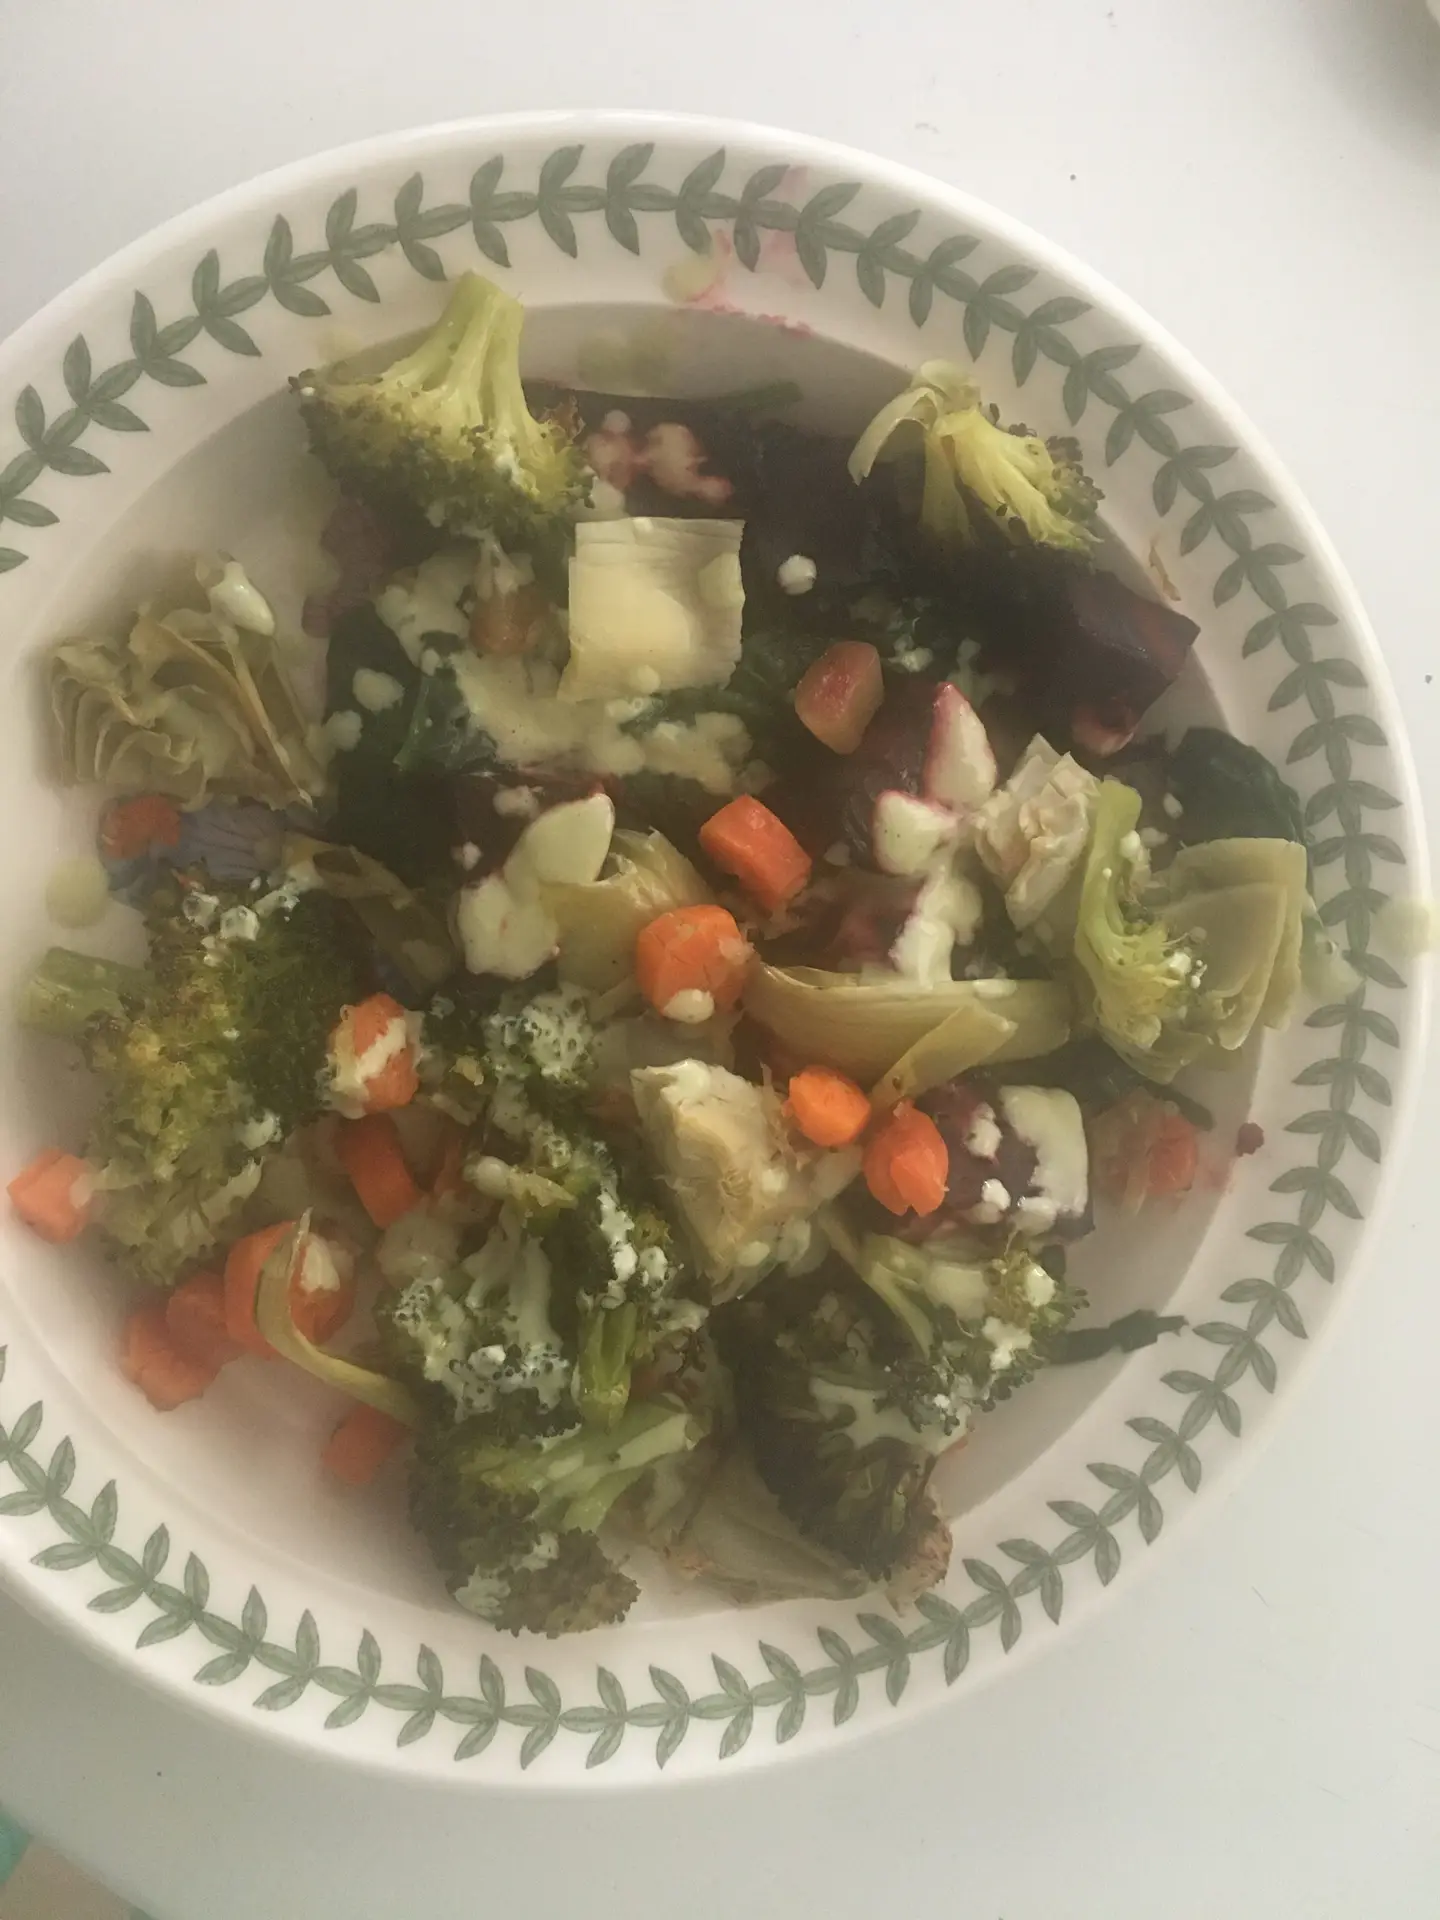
[0, 144, 1404, 1768]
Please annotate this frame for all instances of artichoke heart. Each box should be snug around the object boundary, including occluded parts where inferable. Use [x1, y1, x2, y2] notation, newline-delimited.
[49, 570, 321, 809]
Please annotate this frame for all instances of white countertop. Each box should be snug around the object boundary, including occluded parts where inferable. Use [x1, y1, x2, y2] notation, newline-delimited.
[2, 2, 1439, 1915]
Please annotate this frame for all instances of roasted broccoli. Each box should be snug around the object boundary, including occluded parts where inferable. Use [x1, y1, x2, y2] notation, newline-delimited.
[716, 1269, 953, 1582]
[409, 1397, 701, 1635]
[494, 1115, 699, 1429]
[850, 361, 1100, 554]
[855, 1233, 1081, 1405]
[22, 879, 366, 1286]
[416, 985, 497, 1123]
[293, 272, 587, 546]
[478, 986, 702, 1428]
[379, 1208, 580, 1438]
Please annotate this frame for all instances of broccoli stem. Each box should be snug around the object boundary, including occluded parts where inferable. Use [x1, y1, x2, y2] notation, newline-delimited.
[19, 947, 147, 1039]
[532, 1399, 696, 1531]
[577, 1302, 639, 1430]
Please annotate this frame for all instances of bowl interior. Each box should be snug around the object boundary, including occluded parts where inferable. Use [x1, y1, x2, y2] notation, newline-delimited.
[1, 298, 1244, 1622]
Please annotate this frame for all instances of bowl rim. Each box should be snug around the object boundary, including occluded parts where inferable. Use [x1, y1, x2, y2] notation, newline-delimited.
[0, 107, 1427, 1784]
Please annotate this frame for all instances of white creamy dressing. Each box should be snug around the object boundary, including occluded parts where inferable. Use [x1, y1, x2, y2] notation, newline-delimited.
[456, 793, 615, 979]
[776, 553, 818, 595]
[352, 667, 405, 713]
[982, 1316, 1033, 1372]
[323, 709, 363, 754]
[998, 1085, 1089, 1223]
[326, 1008, 412, 1118]
[296, 1232, 349, 1297]
[238, 1110, 281, 1152]
[924, 685, 996, 810]
[204, 558, 276, 636]
[963, 1105, 1002, 1160]
[890, 866, 985, 984]
[662, 989, 715, 1024]
[872, 791, 960, 877]
[810, 1376, 959, 1454]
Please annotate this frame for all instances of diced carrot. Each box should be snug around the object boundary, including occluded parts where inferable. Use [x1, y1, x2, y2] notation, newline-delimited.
[291, 1232, 358, 1346]
[698, 796, 812, 914]
[785, 1067, 872, 1148]
[863, 1102, 949, 1216]
[321, 1403, 409, 1487]
[634, 905, 752, 1018]
[224, 1222, 293, 1357]
[1146, 1109, 1200, 1197]
[328, 993, 419, 1115]
[225, 1220, 358, 1355]
[165, 1272, 243, 1371]
[1092, 1095, 1199, 1211]
[793, 642, 884, 755]
[98, 794, 183, 861]
[8, 1149, 93, 1243]
[121, 1303, 219, 1412]
[337, 1113, 422, 1228]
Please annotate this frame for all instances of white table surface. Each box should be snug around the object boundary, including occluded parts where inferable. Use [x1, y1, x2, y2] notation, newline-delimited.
[2, 2, 1439, 1915]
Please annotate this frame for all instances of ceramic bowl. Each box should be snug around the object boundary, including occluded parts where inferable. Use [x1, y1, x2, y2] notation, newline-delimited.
[0, 111, 1423, 1784]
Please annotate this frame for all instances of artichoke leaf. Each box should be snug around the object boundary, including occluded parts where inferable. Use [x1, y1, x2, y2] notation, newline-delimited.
[745, 962, 1070, 1084]
[871, 1001, 1017, 1110]
[544, 828, 711, 993]
[49, 586, 322, 810]
[1160, 837, 1307, 1028]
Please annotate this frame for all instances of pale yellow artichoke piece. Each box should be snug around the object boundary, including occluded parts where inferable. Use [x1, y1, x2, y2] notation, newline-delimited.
[47, 584, 322, 810]
[1162, 837, 1307, 1028]
[744, 963, 1070, 1084]
[631, 1060, 858, 1298]
[544, 829, 712, 993]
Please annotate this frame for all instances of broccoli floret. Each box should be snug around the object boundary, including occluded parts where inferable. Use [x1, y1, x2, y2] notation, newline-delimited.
[716, 1271, 952, 1582]
[483, 985, 596, 1117]
[511, 1116, 700, 1430]
[475, 985, 701, 1428]
[850, 361, 1100, 554]
[24, 879, 367, 1286]
[409, 1397, 700, 1635]
[293, 272, 587, 546]
[854, 1234, 1080, 1406]
[416, 985, 498, 1122]
[378, 1209, 580, 1439]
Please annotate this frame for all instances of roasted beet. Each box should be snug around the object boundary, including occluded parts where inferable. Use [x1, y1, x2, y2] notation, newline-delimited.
[861, 513, 1199, 755]
[303, 495, 435, 638]
[919, 1081, 1038, 1222]
[765, 871, 922, 971]
[1026, 570, 1199, 755]
[528, 387, 755, 518]
[767, 678, 943, 863]
[739, 423, 878, 610]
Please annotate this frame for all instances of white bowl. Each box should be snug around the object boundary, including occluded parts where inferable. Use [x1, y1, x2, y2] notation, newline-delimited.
[0, 111, 1424, 1785]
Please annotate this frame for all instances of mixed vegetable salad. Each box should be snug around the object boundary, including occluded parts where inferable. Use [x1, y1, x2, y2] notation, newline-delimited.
[11, 273, 1339, 1635]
